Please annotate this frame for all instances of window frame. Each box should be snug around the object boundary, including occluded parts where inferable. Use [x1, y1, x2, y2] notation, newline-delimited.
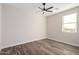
[62, 13, 77, 33]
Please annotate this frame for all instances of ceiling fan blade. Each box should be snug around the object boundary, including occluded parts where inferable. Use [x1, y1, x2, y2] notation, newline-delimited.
[47, 7, 53, 10]
[38, 7, 43, 10]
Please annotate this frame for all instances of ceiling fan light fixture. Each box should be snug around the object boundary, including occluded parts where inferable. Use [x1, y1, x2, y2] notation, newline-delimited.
[43, 11, 46, 12]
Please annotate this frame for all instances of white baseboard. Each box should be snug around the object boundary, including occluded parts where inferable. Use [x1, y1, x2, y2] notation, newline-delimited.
[48, 38, 79, 47]
[1, 37, 47, 49]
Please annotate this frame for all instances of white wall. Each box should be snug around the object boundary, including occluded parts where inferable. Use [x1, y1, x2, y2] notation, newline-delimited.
[47, 6, 79, 47]
[2, 4, 46, 48]
[0, 4, 2, 50]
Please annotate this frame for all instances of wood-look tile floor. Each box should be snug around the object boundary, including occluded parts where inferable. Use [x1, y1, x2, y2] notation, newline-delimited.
[1, 39, 79, 55]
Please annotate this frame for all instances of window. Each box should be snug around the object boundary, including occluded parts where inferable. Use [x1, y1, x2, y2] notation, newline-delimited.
[62, 13, 77, 33]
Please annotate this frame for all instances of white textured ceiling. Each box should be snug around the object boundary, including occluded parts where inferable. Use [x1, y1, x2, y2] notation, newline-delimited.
[6, 3, 79, 16]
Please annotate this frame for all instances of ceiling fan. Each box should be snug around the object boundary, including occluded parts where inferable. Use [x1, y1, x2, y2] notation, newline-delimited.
[38, 3, 53, 14]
